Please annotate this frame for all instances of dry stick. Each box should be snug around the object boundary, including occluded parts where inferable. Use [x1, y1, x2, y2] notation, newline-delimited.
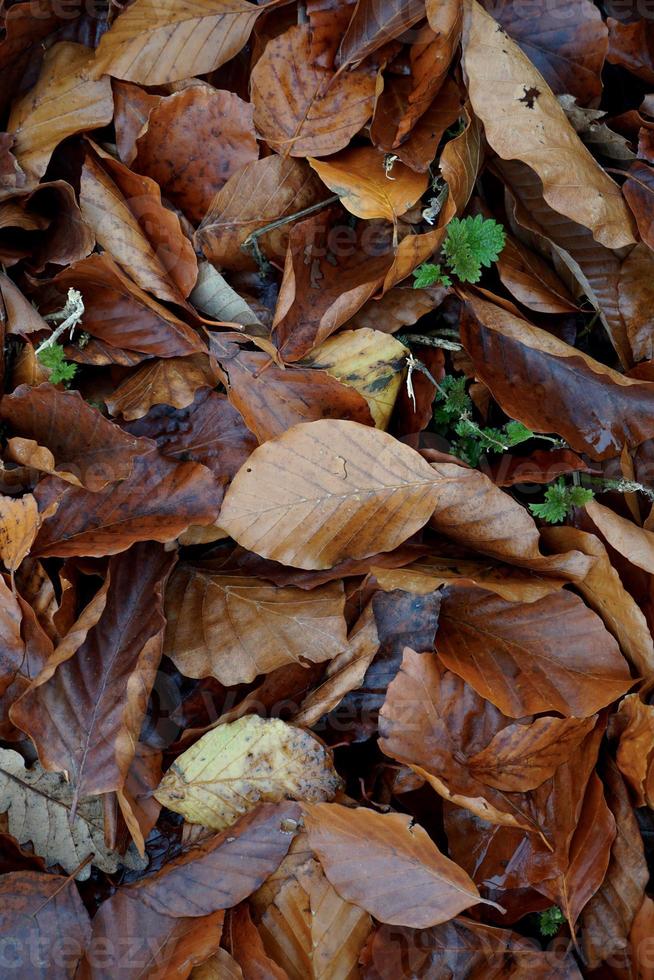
[241, 195, 340, 273]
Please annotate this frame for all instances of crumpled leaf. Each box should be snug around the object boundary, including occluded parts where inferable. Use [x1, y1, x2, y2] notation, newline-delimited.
[164, 564, 348, 685]
[0, 493, 42, 573]
[155, 715, 341, 830]
[0, 748, 146, 880]
[258, 857, 372, 980]
[251, 25, 377, 158]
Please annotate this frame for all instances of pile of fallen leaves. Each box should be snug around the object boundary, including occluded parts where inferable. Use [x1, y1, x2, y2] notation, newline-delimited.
[2, 0, 654, 974]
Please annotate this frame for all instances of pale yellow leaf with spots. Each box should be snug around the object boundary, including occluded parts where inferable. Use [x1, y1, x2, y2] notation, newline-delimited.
[155, 715, 341, 831]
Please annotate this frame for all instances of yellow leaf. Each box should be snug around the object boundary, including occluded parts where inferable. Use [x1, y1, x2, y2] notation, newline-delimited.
[155, 716, 341, 831]
[302, 328, 408, 429]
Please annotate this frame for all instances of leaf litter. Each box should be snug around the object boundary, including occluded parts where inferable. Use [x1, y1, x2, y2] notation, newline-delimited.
[0, 0, 653, 975]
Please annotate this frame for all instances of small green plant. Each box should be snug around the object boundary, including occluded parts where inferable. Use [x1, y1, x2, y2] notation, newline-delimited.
[37, 342, 78, 386]
[538, 906, 565, 937]
[529, 479, 594, 524]
[433, 375, 559, 467]
[413, 215, 506, 288]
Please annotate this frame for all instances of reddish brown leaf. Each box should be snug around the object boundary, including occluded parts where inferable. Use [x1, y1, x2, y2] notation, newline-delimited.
[1, 384, 152, 491]
[32, 450, 223, 557]
[251, 25, 377, 157]
[436, 585, 632, 717]
[304, 802, 495, 927]
[195, 156, 325, 272]
[105, 353, 219, 421]
[134, 86, 258, 225]
[337, 0, 426, 68]
[0, 871, 91, 979]
[11, 543, 175, 807]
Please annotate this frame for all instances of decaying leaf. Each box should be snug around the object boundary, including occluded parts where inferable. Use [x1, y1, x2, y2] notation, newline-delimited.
[0, 748, 146, 880]
[155, 715, 341, 830]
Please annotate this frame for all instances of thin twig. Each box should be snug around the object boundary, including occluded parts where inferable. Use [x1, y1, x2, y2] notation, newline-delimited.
[241, 195, 340, 267]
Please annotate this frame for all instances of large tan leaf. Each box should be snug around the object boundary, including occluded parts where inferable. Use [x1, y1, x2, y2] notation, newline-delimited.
[218, 419, 441, 570]
[437, 585, 632, 717]
[308, 147, 428, 221]
[32, 450, 223, 557]
[155, 716, 341, 831]
[462, 0, 635, 248]
[1, 383, 152, 491]
[301, 328, 408, 429]
[79, 147, 197, 305]
[258, 857, 372, 980]
[251, 25, 377, 157]
[460, 290, 654, 460]
[542, 525, 654, 681]
[7, 42, 113, 181]
[303, 802, 498, 927]
[93, 0, 262, 85]
[164, 565, 348, 685]
[196, 156, 325, 272]
[10, 544, 176, 811]
[0, 748, 145, 880]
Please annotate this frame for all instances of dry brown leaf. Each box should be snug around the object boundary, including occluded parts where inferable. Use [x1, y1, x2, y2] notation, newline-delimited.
[463, 0, 636, 248]
[196, 156, 325, 272]
[304, 802, 498, 927]
[218, 419, 441, 570]
[337, 0, 425, 68]
[291, 602, 379, 728]
[585, 498, 654, 574]
[251, 25, 377, 157]
[258, 857, 372, 980]
[105, 354, 219, 421]
[542, 524, 654, 682]
[7, 42, 113, 181]
[133, 86, 258, 224]
[1, 383, 152, 491]
[437, 585, 632, 717]
[163, 564, 348, 685]
[614, 694, 654, 807]
[93, 0, 263, 85]
[460, 290, 654, 460]
[79, 147, 197, 305]
[0, 493, 41, 573]
[155, 715, 341, 831]
[372, 556, 567, 602]
[309, 147, 428, 221]
[32, 450, 223, 557]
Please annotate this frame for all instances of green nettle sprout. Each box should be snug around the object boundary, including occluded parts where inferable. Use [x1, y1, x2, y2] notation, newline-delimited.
[413, 215, 507, 288]
[529, 479, 594, 524]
